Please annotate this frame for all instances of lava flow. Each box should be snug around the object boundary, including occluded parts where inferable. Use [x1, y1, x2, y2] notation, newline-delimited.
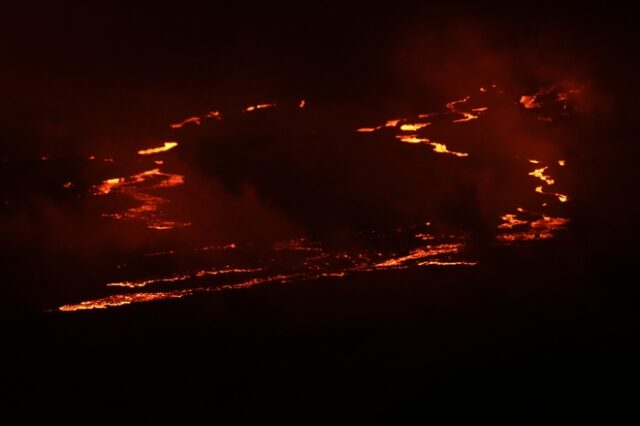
[53, 82, 581, 312]
[93, 168, 189, 230]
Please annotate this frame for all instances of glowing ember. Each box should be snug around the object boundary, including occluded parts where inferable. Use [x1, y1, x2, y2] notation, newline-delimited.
[498, 214, 569, 242]
[170, 111, 221, 129]
[107, 274, 192, 289]
[244, 103, 276, 112]
[92, 169, 188, 230]
[137, 142, 178, 156]
[399, 123, 430, 131]
[52, 83, 579, 312]
[520, 95, 541, 109]
[195, 268, 263, 278]
[446, 96, 485, 123]
[170, 116, 201, 129]
[529, 167, 555, 185]
[497, 214, 528, 229]
[397, 135, 429, 144]
[375, 244, 464, 268]
[430, 143, 468, 157]
[58, 290, 193, 312]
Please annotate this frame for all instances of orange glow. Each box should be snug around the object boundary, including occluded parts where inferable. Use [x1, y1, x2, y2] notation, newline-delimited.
[535, 185, 569, 202]
[498, 213, 569, 242]
[452, 112, 479, 123]
[58, 290, 192, 311]
[195, 267, 263, 277]
[171, 111, 221, 129]
[396, 135, 468, 157]
[170, 116, 201, 129]
[529, 167, 555, 185]
[53, 85, 584, 313]
[137, 142, 178, 156]
[397, 135, 429, 144]
[520, 95, 541, 109]
[375, 244, 469, 269]
[93, 168, 188, 230]
[63, 182, 73, 189]
[497, 214, 528, 229]
[446, 96, 484, 123]
[399, 123, 429, 131]
[107, 274, 191, 289]
[244, 103, 276, 112]
[531, 215, 569, 229]
[430, 142, 469, 157]
[418, 260, 478, 266]
[446, 96, 470, 110]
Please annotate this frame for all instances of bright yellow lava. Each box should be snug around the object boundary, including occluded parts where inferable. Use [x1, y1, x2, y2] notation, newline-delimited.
[529, 167, 555, 185]
[137, 142, 178, 156]
[400, 123, 429, 131]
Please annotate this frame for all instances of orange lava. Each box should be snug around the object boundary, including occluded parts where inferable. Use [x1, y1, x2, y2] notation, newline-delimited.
[375, 244, 464, 268]
[529, 167, 555, 185]
[93, 169, 188, 230]
[170, 116, 201, 129]
[170, 111, 221, 129]
[58, 290, 193, 312]
[244, 103, 276, 112]
[399, 123, 430, 131]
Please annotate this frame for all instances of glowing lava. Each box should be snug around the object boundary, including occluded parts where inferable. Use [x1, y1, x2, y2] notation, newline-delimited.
[54, 83, 581, 312]
[529, 167, 555, 185]
[93, 169, 189, 230]
[137, 142, 178, 156]
[170, 111, 220, 129]
[244, 103, 276, 112]
[400, 123, 430, 131]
